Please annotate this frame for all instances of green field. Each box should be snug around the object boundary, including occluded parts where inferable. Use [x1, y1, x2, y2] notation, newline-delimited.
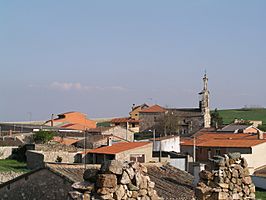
[216, 108, 266, 125]
[0, 159, 29, 172]
[256, 188, 266, 199]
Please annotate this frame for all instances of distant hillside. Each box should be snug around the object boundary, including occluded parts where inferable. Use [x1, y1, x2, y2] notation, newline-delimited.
[216, 108, 266, 125]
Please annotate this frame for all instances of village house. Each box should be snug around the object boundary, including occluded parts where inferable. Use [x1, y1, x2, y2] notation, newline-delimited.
[44, 111, 96, 131]
[218, 123, 262, 133]
[86, 126, 134, 142]
[82, 142, 153, 164]
[110, 117, 140, 133]
[149, 135, 180, 153]
[129, 103, 149, 120]
[181, 131, 266, 174]
[139, 74, 211, 134]
[147, 135, 188, 171]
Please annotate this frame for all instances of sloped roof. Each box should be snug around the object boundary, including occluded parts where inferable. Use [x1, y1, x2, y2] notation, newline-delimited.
[181, 132, 266, 148]
[52, 137, 81, 145]
[84, 142, 151, 155]
[110, 117, 140, 123]
[139, 105, 166, 113]
[219, 124, 252, 132]
[0, 137, 24, 146]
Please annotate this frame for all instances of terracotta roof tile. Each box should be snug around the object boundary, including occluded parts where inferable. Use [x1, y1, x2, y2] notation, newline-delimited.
[139, 105, 166, 113]
[110, 117, 140, 123]
[84, 142, 151, 155]
[181, 132, 266, 148]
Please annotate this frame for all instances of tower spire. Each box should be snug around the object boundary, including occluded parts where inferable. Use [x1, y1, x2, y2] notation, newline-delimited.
[199, 72, 211, 128]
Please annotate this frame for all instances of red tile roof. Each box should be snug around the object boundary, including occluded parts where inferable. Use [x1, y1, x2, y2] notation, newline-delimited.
[139, 105, 166, 113]
[83, 142, 151, 155]
[181, 132, 266, 148]
[110, 117, 140, 123]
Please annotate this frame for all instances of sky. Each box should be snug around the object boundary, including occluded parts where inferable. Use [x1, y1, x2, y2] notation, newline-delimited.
[0, 1, 266, 121]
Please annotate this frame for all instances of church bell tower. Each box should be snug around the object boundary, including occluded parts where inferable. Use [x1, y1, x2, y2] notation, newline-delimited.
[199, 73, 211, 128]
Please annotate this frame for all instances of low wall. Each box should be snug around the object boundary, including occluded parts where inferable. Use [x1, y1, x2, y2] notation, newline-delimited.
[26, 150, 78, 170]
[0, 146, 18, 159]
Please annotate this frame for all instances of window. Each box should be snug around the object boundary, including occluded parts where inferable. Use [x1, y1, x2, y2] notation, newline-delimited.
[130, 154, 145, 163]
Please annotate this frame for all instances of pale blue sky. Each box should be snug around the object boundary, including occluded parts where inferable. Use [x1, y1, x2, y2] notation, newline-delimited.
[0, 1, 265, 121]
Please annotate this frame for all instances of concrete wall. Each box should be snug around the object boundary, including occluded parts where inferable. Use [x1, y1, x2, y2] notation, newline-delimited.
[102, 126, 134, 142]
[115, 143, 153, 163]
[153, 137, 180, 153]
[0, 169, 72, 200]
[26, 150, 78, 170]
[0, 147, 18, 159]
[242, 143, 266, 171]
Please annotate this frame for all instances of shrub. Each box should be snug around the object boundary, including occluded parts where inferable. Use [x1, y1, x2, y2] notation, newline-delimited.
[33, 131, 55, 144]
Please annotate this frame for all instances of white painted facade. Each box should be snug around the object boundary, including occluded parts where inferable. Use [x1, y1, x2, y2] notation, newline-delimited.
[241, 142, 266, 174]
[152, 136, 180, 153]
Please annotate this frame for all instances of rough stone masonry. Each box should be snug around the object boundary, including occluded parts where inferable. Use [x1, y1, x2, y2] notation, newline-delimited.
[69, 160, 161, 200]
[195, 152, 256, 200]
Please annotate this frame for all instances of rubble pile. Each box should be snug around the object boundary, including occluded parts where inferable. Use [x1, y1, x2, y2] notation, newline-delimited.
[69, 160, 161, 200]
[196, 153, 256, 200]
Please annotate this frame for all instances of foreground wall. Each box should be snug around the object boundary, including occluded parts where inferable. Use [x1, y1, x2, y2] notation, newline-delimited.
[0, 169, 72, 200]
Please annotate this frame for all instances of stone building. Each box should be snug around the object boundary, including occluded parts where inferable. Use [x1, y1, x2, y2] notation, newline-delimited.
[82, 142, 153, 164]
[139, 74, 211, 134]
[181, 131, 266, 173]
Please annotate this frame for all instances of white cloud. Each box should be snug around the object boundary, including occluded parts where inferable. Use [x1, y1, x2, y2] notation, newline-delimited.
[48, 82, 127, 92]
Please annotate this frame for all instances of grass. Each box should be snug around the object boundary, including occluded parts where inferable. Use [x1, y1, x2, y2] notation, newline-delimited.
[216, 108, 266, 125]
[256, 188, 266, 200]
[0, 159, 29, 172]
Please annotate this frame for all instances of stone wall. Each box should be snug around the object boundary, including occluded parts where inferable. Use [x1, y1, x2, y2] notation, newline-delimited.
[26, 150, 78, 170]
[195, 153, 256, 200]
[0, 169, 72, 200]
[0, 171, 24, 184]
[69, 160, 161, 200]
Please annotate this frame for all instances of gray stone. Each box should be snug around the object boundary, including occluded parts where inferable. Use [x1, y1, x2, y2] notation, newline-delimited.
[126, 167, 135, 180]
[71, 181, 95, 192]
[69, 191, 83, 200]
[120, 171, 131, 185]
[114, 185, 125, 200]
[97, 174, 117, 188]
[228, 152, 241, 160]
[83, 168, 99, 182]
[100, 160, 123, 175]
[128, 183, 139, 191]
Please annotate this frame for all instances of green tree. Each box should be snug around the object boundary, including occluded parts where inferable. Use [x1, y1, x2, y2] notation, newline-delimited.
[211, 108, 223, 129]
[33, 131, 55, 144]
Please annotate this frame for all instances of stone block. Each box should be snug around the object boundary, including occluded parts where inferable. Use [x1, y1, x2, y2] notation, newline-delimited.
[97, 174, 117, 188]
[83, 168, 99, 182]
[120, 171, 131, 185]
[71, 181, 95, 192]
[100, 160, 123, 175]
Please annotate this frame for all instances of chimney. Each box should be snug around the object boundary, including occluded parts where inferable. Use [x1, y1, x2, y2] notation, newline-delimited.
[51, 114, 54, 127]
[258, 131, 264, 140]
[107, 137, 112, 146]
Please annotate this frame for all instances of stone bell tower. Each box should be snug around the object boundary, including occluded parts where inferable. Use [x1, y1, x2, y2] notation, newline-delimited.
[199, 73, 211, 128]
